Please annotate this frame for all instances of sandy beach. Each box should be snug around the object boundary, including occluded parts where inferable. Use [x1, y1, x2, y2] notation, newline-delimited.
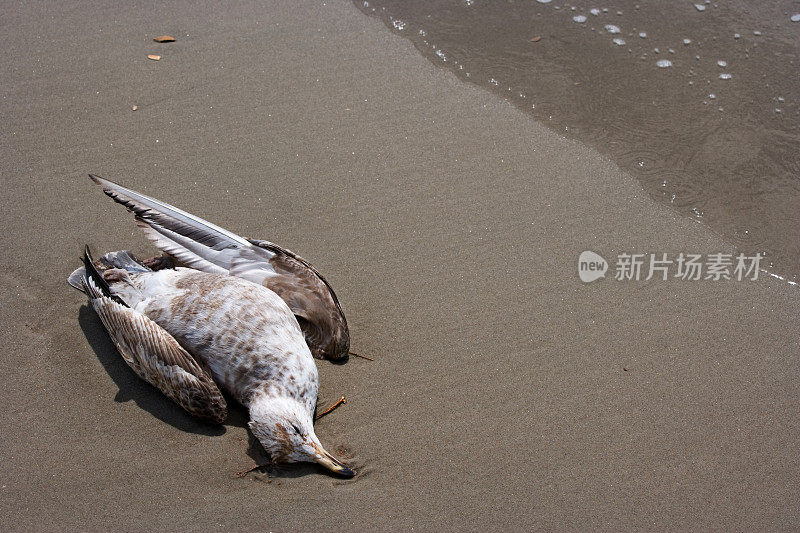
[1, 1, 798, 530]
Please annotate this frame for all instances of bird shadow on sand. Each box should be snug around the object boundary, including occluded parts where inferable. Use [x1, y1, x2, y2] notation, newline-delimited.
[79, 305, 230, 437]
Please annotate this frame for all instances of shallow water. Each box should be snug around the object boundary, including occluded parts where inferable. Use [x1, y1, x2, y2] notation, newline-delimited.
[355, 0, 800, 283]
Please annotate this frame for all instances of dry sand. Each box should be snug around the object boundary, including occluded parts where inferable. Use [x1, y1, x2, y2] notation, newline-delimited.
[1, 1, 798, 530]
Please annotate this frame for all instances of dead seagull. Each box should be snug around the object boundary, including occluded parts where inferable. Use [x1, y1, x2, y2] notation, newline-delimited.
[88, 174, 351, 361]
[69, 248, 355, 477]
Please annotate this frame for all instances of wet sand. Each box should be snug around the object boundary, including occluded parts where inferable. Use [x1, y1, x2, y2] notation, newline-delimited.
[357, 0, 800, 284]
[1, 1, 798, 530]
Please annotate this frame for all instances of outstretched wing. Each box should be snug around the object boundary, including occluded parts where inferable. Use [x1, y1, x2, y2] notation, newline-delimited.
[81, 257, 227, 423]
[90, 174, 259, 275]
[89, 174, 350, 359]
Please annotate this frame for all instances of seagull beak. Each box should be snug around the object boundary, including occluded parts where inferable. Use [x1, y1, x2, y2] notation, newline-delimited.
[313, 446, 355, 478]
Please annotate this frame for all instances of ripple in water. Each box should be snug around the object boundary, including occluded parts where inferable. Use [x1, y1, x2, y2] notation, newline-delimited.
[355, 0, 800, 283]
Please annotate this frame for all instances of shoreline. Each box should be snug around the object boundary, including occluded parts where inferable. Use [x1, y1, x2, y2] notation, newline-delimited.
[356, 0, 800, 285]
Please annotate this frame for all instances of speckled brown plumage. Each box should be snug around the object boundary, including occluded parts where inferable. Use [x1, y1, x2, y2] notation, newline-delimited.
[89, 282, 228, 423]
[70, 249, 354, 476]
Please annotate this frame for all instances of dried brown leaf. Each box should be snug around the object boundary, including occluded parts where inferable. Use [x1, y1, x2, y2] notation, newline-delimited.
[529, 36, 542, 42]
[153, 35, 175, 43]
[147, 54, 161, 61]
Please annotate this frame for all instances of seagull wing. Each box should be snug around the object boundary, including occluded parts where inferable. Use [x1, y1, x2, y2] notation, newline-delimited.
[82, 264, 227, 423]
[89, 174, 349, 359]
[89, 173, 265, 275]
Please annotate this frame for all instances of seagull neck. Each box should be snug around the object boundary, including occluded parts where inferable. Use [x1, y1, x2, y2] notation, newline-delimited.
[248, 392, 312, 425]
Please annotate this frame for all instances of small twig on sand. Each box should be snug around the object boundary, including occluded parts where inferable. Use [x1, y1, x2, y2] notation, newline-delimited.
[348, 351, 374, 361]
[315, 396, 346, 421]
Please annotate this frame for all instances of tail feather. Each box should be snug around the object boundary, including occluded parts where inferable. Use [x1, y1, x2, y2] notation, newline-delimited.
[68, 249, 150, 293]
[99, 250, 150, 273]
[80, 247, 128, 307]
[67, 267, 86, 293]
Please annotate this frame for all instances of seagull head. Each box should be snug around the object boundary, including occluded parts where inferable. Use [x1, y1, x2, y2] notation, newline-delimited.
[248, 396, 354, 477]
